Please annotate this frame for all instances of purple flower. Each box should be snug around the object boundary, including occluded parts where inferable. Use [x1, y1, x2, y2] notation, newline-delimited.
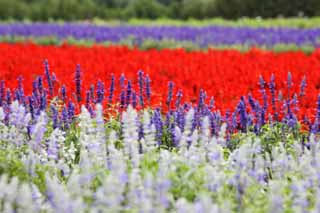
[175, 90, 183, 108]
[166, 81, 174, 109]
[0, 80, 5, 106]
[96, 80, 104, 104]
[61, 85, 66, 102]
[108, 74, 115, 105]
[126, 80, 132, 106]
[145, 74, 151, 104]
[138, 70, 144, 108]
[44, 60, 53, 96]
[75, 64, 82, 102]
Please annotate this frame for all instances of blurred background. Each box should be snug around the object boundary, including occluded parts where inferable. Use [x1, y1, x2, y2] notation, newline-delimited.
[0, 0, 319, 21]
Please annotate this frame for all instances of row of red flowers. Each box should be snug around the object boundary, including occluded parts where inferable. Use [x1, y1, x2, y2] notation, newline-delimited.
[0, 42, 320, 120]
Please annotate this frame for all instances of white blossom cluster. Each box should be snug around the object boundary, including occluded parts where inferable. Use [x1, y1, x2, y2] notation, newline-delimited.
[0, 101, 320, 212]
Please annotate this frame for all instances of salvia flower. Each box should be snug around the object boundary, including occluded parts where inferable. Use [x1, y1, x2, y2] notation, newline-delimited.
[75, 64, 82, 103]
[166, 81, 174, 109]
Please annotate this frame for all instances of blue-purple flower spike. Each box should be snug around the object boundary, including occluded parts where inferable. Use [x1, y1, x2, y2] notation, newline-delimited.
[138, 70, 144, 108]
[166, 81, 174, 109]
[126, 80, 132, 106]
[108, 74, 115, 105]
[145, 75, 151, 105]
[299, 75, 307, 98]
[0, 80, 5, 106]
[96, 80, 105, 104]
[61, 85, 66, 102]
[75, 64, 82, 103]
[44, 60, 54, 96]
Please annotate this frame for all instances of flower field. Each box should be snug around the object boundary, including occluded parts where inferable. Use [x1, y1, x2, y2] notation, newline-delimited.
[1, 21, 320, 212]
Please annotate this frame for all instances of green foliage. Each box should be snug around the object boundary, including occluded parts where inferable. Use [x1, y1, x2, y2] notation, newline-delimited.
[0, 0, 320, 21]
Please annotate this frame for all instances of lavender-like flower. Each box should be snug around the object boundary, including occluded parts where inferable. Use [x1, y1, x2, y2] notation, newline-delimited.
[37, 76, 43, 95]
[61, 106, 69, 129]
[299, 75, 307, 98]
[44, 60, 53, 96]
[166, 81, 174, 109]
[108, 74, 115, 105]
[269, 74, 278, 121]
[61, 85, 66, 102]
[75, 64, 82, 103]
[120, 91, 125, 109]
[126, 80, 132, 106]
[0, 80, 4, 106]
[138, 71, 144, 108]
[209, 97, 215, 110]
[28, 96, 35, 119]
[145, 75, 151, 104]
[89, 84, 95, 104]
[50, 104, 59, 129]
[6, 88, 11, 105]
[67, 101, 75, 121]
[96, 80, 104, 104]
[85, 90, 91, 109]
[287, 72, 292, 99]
[238, 96, 248, 132]
[132, 91, 137, 108]
[39, 90, 47, 111]
[175, 90, 183, 108]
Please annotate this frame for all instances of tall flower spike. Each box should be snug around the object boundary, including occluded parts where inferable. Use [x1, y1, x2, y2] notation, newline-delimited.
[0, 80, 4, 106]
[126, 80, 132, 106]
[108, 74, 115, 105]
[166, 81, 174, 109]
[287, 72, 292, 98]
[145, 75, 151, 105]
[96, 80, 105, 104]
[299, 75, 307, 98]
[138, 70, 144, 108]
[175, 90, 183, 109]
[269, 74, 277, 120]
[44, 60, 53, 96]
[132, 91, 137, 108]
[75, 64, 82, 103]
[61, 85, 66, 102]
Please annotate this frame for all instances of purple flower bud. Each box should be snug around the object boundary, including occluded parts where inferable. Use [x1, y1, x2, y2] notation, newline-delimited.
[61, 106, 69, 129]
[120, 74, 125, 90]
[299, 75, 307, 98]
[6, 88, 11, 105]
[96, 80, 104, 104]
[44, 60, 54, 96]
[88, 84, 94, 104]
[120, 91, 125, 109]
[138, 70, 144, 108]
[32, 80, 39, 102]
[132, 91, 137, 108]
[175, 90, 183, 108]
[40, 90, 47, 111]
[51, 105, 59, 129]
[237, 96, 248, 132]
[67, 101, 75, 121]
[75, 64, 82, 102]
[108, 74, 115, 105]
[209, 96, 215, 109]
[166, 81, 174, 109]
[28, 96, 35, 119]
[145, 75, 151, 104]
[126, 80, 132, 106]
[37, 76, 43, 95]
[85, 90, 91, 109]
[0, 80, 4, 106]
[61, 85, 66, 102]
[152, 109, 163, 145]
[269, 74, 277, 120]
